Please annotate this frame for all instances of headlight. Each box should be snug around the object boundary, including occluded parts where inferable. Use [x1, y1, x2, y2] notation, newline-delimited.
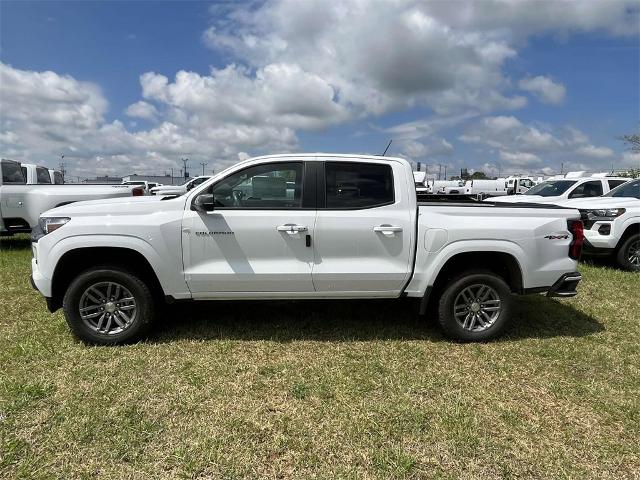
[581, 208, 625, 219]
[38, 217, 70, 234]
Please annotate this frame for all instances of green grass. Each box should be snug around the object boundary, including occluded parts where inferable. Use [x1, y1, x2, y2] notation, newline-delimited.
[1, 234, 639, 479]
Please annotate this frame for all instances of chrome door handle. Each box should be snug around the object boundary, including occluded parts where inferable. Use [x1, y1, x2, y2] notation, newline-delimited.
[373, 225, 403, 233]
[277, 224, 308, 233]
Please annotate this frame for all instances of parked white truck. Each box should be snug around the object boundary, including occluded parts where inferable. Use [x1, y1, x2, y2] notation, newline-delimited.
[559, 179, 640, 271]
[149, 175, 211, 196]
[492, 176, 628, 204]
[21, 163, 64, 185]
[31, 154, 584, 345]
[1, 158, 144, 236]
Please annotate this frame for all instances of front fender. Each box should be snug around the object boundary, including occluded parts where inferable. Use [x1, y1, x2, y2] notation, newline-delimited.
[41, 234, 191, 300]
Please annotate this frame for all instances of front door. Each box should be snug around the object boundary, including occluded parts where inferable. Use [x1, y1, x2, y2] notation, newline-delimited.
[182, 161, 316, 296]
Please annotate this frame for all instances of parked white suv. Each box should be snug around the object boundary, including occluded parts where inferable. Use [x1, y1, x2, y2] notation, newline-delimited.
[491, 177, 628, 204]
[31, 154, 584, 345]
[560, 179, 640, 271]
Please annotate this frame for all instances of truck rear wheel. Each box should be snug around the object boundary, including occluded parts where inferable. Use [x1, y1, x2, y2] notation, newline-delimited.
[62, 267, 156, 345]
[616, 234, 640, 272]
[437, 271, 513, 342]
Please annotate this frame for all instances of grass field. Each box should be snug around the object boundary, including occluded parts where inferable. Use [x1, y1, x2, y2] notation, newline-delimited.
[1, 234, 639, 479]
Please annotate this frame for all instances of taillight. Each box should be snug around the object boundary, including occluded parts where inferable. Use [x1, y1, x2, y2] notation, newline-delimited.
[132, 187, 144, 196]
[568, 219, 584, 260]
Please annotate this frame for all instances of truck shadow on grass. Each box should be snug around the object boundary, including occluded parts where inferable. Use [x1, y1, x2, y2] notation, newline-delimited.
[152, 295, 603, 343]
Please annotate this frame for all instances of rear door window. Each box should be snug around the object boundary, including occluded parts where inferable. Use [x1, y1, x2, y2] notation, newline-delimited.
[2, 161, 26, 184]
[608, 179, 627, 190]
[325, 162, 394, 209]
[36, 167, 52, 184]
[569, 180, 603, 198]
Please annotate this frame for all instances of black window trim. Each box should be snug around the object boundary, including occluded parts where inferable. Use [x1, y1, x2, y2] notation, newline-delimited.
[318, 161, 396, 210]
[191, 160, 316, 211]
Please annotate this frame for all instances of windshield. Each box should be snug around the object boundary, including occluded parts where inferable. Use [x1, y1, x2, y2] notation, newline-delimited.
[605, 179, 640, 199]
[525, 180, 576, 197]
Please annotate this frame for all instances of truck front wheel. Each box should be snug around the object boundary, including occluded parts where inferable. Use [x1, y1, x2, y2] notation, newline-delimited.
[616, 234, 640, 272]
[62, 267, 156, 345]
[437, 271, 513, 342]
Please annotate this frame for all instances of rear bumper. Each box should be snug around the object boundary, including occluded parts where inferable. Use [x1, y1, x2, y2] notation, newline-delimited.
[546, 272, 582, 298]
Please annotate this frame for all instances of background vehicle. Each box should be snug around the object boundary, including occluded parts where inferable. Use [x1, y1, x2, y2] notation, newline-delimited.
[32, 154, 583, 345]
[149, 176, 211, 196]
[1, 159, 144, 235]
[48, 169, 64, 184]
[505, 176, 537, 195]
[491, 176, 628, 204]
[560, 179, 640, 271]
[121, 180, 161, 193]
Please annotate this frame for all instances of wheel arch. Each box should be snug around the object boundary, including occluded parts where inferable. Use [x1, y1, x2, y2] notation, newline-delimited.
[615, 221, 640, 249]
[49, 246, 165, 312]
[419, 250, 523, 315]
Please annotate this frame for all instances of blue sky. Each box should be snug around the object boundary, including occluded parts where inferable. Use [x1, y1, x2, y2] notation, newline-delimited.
[0, 0, 638, 178]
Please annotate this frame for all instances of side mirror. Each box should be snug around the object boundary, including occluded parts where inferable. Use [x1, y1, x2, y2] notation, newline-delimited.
[193, 194, 214, 212]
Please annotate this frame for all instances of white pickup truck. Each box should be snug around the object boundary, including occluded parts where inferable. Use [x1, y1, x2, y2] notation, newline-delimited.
[559, 179, 639, 271]
[149, 175, 211, 196]
[1, 158, 144, 236]
[21, 163, 64, 185]
[30, 154, 584, 345]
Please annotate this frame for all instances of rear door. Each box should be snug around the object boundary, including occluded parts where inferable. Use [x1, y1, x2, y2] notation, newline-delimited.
[182, 160, 316, 296]
[312, 159, 413, 294]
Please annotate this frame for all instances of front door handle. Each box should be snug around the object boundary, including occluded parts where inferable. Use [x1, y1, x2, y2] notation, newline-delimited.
[373, 225, 403, 233]
[277, 224, 308, 234]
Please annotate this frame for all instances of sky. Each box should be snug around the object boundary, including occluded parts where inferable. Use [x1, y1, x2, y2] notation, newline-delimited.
[0, 0, 638, 180]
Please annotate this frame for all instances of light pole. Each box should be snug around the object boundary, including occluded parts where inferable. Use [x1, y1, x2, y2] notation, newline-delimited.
[181, 158, 189, 179]
[200, 162, 207, 176]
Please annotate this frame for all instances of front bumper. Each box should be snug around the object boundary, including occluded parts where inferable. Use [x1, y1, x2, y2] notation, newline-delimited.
[546, 272, 582, 298]
[582, 238, 615, 257]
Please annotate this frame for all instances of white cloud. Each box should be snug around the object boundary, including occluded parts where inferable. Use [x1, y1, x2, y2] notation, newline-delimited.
[125, 101, 158, 120]
[1, 0, 637, 176]
[460, 115, 622, 172]
[0, 63, 298, 177]
[499, 150, 542, 166]
[519, 76, 566, 105]
[576, 145, 614, 159]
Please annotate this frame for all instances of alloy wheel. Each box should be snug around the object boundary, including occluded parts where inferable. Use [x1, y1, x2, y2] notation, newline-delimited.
[628, 240, 640, 267]
[453, 284, 502, 332]
[79, 281, 137, 335]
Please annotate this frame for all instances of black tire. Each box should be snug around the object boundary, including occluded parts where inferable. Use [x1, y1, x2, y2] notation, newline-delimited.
[62, 267, 156, 345]
[437, 270, 513, 342]
[616, 233, 640, 272]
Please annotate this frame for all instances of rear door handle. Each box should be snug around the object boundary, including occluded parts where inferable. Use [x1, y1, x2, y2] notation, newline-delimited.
[277, 224, 308, 234]
[373, 225, 403, 233]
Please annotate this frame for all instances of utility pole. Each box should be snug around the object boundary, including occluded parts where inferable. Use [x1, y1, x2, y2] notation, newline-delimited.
[443, 165, 447, 180]
[560, 162, 564, 175]
[200, 162, 207, 176]
[438, 164, 442, 180]
[170, 168, 174, 185]
[181, 158, 189, 179]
